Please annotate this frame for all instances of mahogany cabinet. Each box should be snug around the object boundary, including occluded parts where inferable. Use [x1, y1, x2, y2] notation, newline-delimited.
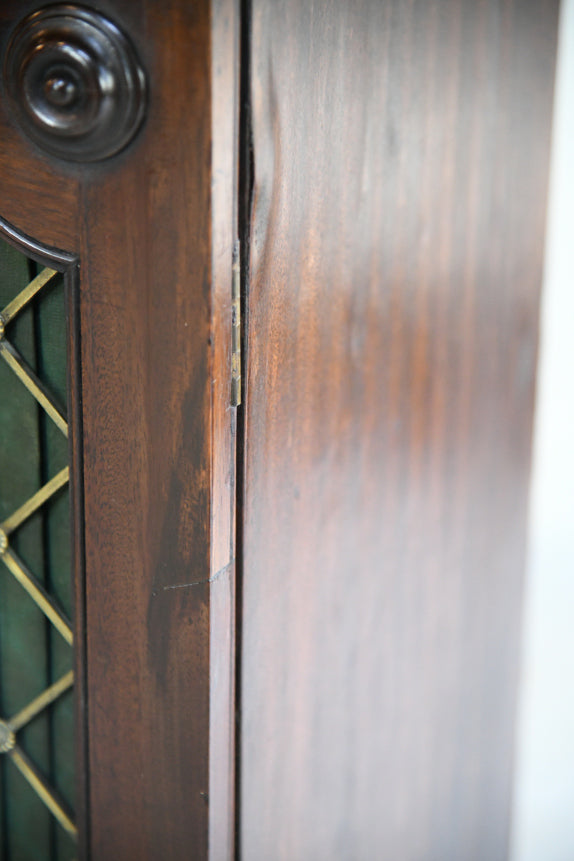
[0, 0, 559, 858]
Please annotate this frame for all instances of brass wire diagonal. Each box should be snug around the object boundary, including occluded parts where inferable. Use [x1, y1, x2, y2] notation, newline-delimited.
[8, 745, 77, 837]
[0, 340, 68, 436]
[2, 467, 69, 535]
[0, 267, 58, 326]
[8, 671, 74, 732]
[0, 549, 73, 644]
[0, 258, 75, 837]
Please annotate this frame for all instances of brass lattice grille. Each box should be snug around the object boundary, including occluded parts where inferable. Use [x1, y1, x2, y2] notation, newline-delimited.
[0, 239, 76, 856]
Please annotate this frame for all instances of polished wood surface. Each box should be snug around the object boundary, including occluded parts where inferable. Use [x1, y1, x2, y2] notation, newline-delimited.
[240, 1, 559, 858]
[0, 0, 238, 857]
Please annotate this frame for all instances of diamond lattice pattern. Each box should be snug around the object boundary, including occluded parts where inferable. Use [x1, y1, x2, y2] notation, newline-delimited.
[0, 237, 76, 855]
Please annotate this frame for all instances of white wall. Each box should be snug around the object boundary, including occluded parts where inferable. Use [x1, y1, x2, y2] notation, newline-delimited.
[511, 2, 574, 858]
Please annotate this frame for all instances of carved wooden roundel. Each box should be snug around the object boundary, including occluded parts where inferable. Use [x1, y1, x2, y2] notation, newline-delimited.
[3, 4, 147, 162]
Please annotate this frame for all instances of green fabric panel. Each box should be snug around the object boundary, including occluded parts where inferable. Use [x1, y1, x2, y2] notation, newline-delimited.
[35, 272, 75, 861]
[0, 239, 75, 860]
[0, 241, 52, 860]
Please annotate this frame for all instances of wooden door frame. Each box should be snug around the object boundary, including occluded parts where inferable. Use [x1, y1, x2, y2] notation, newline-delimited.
[0, 0, 239, 856]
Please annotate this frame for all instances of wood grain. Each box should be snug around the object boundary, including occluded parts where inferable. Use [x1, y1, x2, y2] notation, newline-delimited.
[240, 2, 559, 858]
[209, 0, 240, 857]
[0, 0, 239, 857]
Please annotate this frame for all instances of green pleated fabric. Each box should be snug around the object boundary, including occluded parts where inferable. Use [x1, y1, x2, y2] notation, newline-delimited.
[0, 236, 75, 861]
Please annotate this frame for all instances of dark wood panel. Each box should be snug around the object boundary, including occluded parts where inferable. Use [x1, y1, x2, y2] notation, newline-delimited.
[79, 3, 213, 854]
[240, 2, 558, 858]
[0, 0, 239, 857]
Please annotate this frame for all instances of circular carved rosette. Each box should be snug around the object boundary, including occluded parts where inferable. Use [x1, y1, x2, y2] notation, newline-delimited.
[3, 4, 147, 162]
